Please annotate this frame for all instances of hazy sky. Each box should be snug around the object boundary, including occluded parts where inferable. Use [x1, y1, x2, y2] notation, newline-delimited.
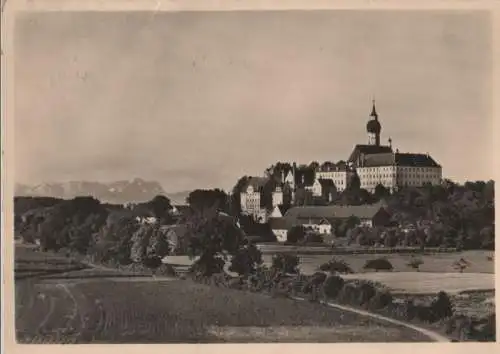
[14, 10, 492, 192]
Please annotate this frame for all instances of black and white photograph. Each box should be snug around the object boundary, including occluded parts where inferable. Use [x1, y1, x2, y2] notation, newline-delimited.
[2, 0, 497, 347]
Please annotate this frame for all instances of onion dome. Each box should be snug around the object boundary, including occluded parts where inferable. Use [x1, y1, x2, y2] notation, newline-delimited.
[366, 100, 381, 133]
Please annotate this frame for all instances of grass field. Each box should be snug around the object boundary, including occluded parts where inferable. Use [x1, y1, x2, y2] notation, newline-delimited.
[342, 272, 495, 294]
[14, 245, 433, 343]
[261, 250, 494, 275]
[16, 278, 435, 343]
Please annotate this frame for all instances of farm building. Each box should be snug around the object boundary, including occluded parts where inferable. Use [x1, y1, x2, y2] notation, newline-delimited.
[270, 201, 392, 242]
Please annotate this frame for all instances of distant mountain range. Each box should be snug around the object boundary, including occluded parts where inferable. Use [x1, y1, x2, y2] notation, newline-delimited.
[15, 179, 190, 205]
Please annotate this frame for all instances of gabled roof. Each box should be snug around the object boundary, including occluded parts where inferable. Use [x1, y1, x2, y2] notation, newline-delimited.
[348, 144, 393, 164]
[359, 152, 441, 168]
[269, 217, 293, 230]
[394, 153, 440, 167]
[284, 202, 389, 220]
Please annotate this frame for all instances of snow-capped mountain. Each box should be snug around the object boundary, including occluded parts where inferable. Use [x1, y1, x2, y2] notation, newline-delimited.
[15, 179, 189, 205]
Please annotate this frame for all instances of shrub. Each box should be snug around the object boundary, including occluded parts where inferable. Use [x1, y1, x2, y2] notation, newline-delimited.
[414, 305, 438, 323]
[357, 282, 377, 306]
[319, 258, 353, 274]
[271, 253, 300, 274]
[322, 275, 345, 299]
[431, 291, 454, 320]
[369, 290, 393, 310]
[301, 272, 327, 294]
[229, 243, 263, 276]
[363, 258, 393, 272]
[337, 283, 358, 305]
[303, 232, 324, 244]
[142, 255, 163, 274]
[156, 263, 177, 277]
[472, 314, 496, 342]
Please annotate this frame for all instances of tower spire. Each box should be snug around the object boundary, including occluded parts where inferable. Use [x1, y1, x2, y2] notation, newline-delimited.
[370, 99, 378, 120]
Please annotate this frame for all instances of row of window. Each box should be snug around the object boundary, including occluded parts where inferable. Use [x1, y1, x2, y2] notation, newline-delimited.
[360, 167, 439, 173]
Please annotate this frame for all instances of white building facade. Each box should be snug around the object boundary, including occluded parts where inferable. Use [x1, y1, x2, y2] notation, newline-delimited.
[357, 153, 442, 193]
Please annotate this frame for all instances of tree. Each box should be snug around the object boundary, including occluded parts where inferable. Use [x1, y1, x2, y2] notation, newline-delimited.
[322, 275, 345, 298]
[186, 207, 245, 276]
[287, 225, 306, 243]
[431, 291, 454, 320]
[309, 161, 320, 171]
[363, 258, 393, 272]
[271, 253, 300, 274]
[346, 215, 361, 229]
[142, 255, 163, 275]
[229, 176, 249, 216]
[453, 258, 470, 273]
[144, 195, 173, 223]
[374, 183, 390, 200]
[229, 243, 263, 276]
[187, 189, 229, 213]
[90, 213, 140, 265]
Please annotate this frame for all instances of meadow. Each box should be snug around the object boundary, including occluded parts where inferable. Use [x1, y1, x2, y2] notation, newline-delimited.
[15, 245, 433, 343]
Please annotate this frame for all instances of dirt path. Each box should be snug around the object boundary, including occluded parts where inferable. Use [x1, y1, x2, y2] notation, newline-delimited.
[291, 296, 450, 342]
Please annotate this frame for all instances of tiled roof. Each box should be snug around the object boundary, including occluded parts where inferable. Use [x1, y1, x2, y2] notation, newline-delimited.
[360, 152, 441, 168]
[394, 153, 440, 167]
[348, 144, 393, 163]
[269, 217, 293, 230]
[361, 153, 395, 167]
[284, 202, 389, 220]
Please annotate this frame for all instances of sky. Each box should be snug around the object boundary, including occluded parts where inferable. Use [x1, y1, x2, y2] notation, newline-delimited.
[14, 10, 493, 192]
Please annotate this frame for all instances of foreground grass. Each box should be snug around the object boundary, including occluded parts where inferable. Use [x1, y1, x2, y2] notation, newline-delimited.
[14, 246, 434, 343]
[15, 277, 433, 343]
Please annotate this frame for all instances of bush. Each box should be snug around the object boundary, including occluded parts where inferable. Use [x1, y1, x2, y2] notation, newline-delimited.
[301, 272, 327, 294]
[363, 258, 393, 272]
[337, 283, 358, 305]
[414, 305, 438, 323]
[369, 290, 393, 310]
[271, 253, 300, 274]
[229, 243, 263, 276]
[471, 314, 496, 342]
[431, 291, 454, 320]
[322, 275, 345, 299]
[319, 258, 353, 274]
[303, 232, 324, 244]
[142, 255, 163, 270]
[358, 282, 377, 306]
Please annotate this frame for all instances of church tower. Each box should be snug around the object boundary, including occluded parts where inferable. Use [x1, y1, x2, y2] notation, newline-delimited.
[366, 100, 381, 146]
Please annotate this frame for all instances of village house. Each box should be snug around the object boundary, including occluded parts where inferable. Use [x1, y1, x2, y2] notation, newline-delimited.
[270, 201, 392, 242]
